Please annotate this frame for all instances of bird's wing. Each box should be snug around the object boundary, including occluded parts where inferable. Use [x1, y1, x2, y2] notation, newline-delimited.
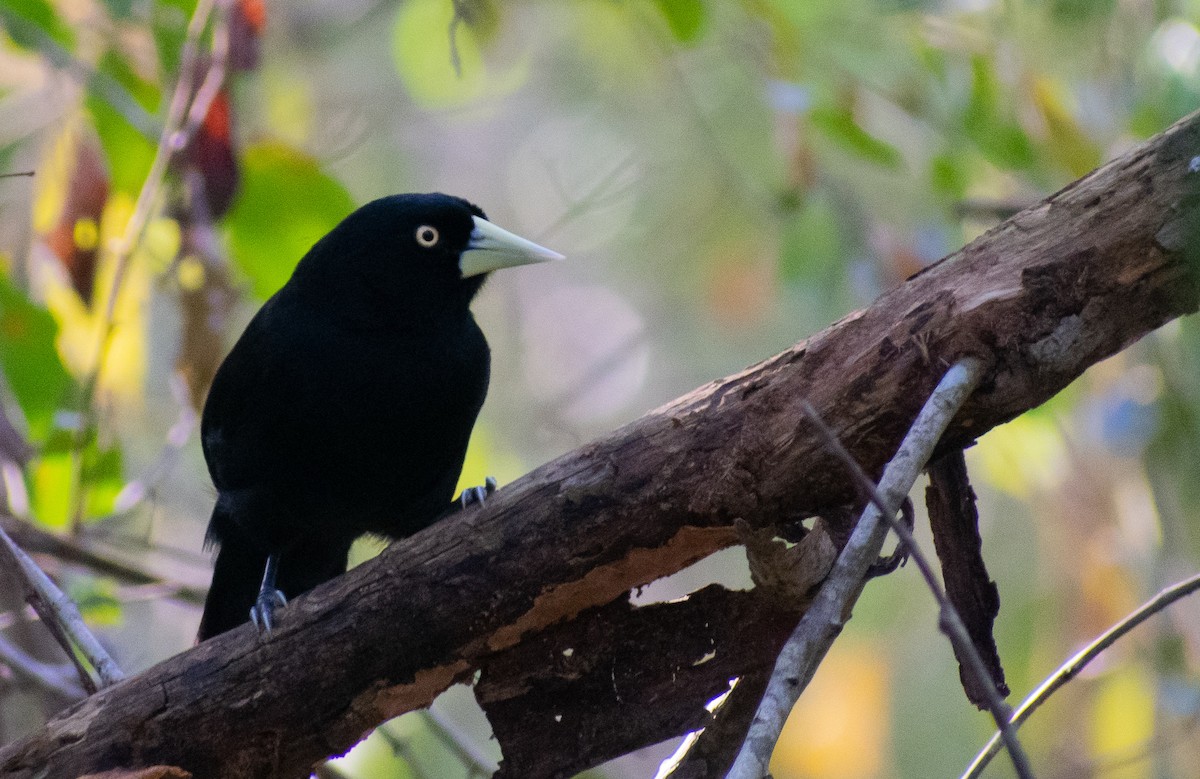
[200, 298, 309, 492]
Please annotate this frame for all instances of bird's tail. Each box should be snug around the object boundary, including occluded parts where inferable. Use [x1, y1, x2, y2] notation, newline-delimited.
[197, 526, 267, 642]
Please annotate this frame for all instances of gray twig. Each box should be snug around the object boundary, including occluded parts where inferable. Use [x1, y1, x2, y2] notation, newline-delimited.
[0, 632, 86, 700]
[71, 0, 228, 529]
[799, 394, 1032, 778]
[963, 570, 1200, 778]
[726, 357, 986, 779]
[0, 525, 124, 691]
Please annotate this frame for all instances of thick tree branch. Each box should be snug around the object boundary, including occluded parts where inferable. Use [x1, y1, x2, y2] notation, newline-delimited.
[2, 112, 1198, 778]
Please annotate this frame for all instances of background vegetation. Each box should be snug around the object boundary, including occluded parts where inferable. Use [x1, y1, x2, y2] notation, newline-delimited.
[2, 0, 1200, 776]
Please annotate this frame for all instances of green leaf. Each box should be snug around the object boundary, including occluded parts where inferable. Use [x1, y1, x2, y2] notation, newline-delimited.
[809, 106, 903, 169]
[653, 0, 708, 44]
[392, 0, 527, 109]
[30, 449, 72, 529]
[223, 142, 355, 300]
[87, 94, 156, 197]
[68, 576, 123, 625]
[0, 274, 73, 442]
[1051, 0, 1115, 23]
[97, 49, 161, 111]
[779, 192, 843, 282]
[0, 0, 75, 51]
[82, 440, 124, 518]
[86, 50, 161, 192]
[930, 151, 968, 200]
[963, 57, 1037, 170]
[151, 0, 194, 80]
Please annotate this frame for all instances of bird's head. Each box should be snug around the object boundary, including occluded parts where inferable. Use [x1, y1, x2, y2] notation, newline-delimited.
[289, 192, 562, 322]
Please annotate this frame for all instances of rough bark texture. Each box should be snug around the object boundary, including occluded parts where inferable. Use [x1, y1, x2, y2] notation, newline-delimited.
[2, 112, 1198, 779]
[926, 450, 1007, 708]
[477, 585, 801, 779]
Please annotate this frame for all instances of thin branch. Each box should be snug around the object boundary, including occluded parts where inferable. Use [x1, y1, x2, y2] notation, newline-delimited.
[0, 524, 124, 690]
[447, 0, 466, 78]
[726, 357, 987, 779]
[0, 514, 205, 604]
[799, 396, 1031, 778]
[71, 0, 226, 529]
[0, 632, 86, 701]
[963, 570, 1200, 779]
[0, 171, 35, 178]
[85, 0, 215, 381]
[110, 374, 199, 515]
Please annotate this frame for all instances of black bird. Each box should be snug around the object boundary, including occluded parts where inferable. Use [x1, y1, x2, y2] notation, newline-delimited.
[197, 193, 562, 641]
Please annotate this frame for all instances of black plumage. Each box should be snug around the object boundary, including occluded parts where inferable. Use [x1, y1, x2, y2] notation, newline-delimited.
[197, 193, 560, 640]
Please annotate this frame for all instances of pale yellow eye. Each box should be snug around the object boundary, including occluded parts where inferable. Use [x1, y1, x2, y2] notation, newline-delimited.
[415, 225, 439, 247]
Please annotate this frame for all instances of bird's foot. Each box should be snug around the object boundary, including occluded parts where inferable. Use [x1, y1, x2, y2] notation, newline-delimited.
[249, 588, 288, 636]
[457, 476, 497, 509]
[866, 497, 915, 579]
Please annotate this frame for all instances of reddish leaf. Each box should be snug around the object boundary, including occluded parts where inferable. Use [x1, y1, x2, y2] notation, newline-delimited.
[45, 136, 109, 303]
[186, 89, 240, 219]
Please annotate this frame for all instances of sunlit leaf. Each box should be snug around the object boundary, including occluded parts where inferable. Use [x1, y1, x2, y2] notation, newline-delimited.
[963, 56, 1036, 170]
[1032, 77, 1101, 177]
[151, 0, 194, 78]
[1090, 667, 1155, 779]
[223, 142, 355, 299]
[456, 423, 523, 497]
[87, 94, 156, 197]
[30, 450, 72, 529]
[809, 106, 903, 169]
[974, 413, 1068, 498]
[653, 0, 708, 44]
[82, 440, 124, 518]
[0, 274, 73, 441]
[392, 0, 527, 110]
[66, 575, 122, 624]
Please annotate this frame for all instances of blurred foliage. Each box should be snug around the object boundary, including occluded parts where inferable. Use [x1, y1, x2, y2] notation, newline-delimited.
[224, 141, 354, 299]
[0, 0, 1199, 777]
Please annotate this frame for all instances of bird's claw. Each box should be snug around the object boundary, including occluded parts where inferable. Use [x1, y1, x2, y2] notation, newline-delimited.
[458, 476, 497, 508]
[249, 588, 288, 636]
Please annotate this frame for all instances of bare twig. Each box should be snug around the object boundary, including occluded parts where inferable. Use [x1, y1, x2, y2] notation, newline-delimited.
[726, 357, 986, 779]
[71, 0, 228, 529]
[0, 513, 203, 603]
[447, 0, 466, 78]
[110, 374, 199, 515]
[0, 524, 124, 691]
[85, 0, 216, 379]
[0, 171, 35, 178]
[0, 632, 86, 700]
[800, 396, 1031, 778]
[963, 571, 1200, 779]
